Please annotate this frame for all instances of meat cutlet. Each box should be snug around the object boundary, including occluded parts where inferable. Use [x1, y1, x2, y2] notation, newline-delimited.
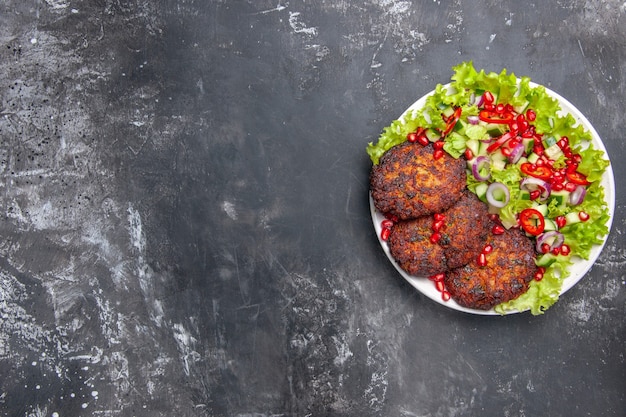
[444, 227, 538, 310]
[388, 191, 493, 277]
[370, 141, 466, 220]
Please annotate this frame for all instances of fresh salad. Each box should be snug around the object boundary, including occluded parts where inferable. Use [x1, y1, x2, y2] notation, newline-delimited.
[367, 61, 611, 315]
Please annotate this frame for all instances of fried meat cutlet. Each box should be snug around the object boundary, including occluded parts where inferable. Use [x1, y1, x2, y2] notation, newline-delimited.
[370, 141, 466, 220]
[444, 227, 538, 310]
[387, 191, 493, 277]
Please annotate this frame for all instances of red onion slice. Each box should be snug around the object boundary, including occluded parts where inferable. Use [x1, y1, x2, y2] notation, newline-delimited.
[471, 156, 491, 181]
[535, 231, 564, 253]
[520, 177, 551, 201]
[569, 185, 587, 205]
[486, 182, 510, 208]
[467, 115, 480, 125]
[507, 141, 525, 164]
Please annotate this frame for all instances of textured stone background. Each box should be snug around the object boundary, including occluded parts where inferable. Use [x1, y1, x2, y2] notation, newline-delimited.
[0, 1, 624, 416]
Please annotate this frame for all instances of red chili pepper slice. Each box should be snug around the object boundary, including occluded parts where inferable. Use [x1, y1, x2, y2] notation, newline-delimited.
[519, 208, 545, 236]
[442, 107, 462, 136]
[478, 110, 514, 124]
[486, 131, 515, 153]
[520, 162, 553, 180]
[566, 171, 591, 186]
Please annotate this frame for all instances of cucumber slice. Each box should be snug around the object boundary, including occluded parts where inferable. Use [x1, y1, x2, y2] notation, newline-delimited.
[425, 128, 441, 142]
[536, 253, 558, 267]
[549, 190, 570, 209]
[527, 153, 540, 164]
[474, 182, 489, 202]
[542, 136, 558, 148]
[533, 203, 549, 217]
[544, 143, 563, 160]
[543, 218, 557, 231]
[466, 139, 480, 156]
[565, 211, 582, 225]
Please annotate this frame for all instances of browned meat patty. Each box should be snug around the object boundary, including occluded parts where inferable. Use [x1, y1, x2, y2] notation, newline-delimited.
[370, 141, 466, 220]
[387, 191, 493, 277]
[444, 227, 538, 310]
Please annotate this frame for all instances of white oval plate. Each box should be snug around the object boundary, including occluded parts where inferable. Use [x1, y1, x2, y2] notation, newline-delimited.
[370, 82, 616, 315]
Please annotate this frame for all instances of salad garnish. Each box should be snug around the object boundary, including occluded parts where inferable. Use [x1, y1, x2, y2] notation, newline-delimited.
[367, 61, 611, 315]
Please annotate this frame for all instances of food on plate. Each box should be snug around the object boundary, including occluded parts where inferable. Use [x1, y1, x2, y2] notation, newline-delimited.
[369, 141, 466, 220]
[367, 61, 611, 315]
[444, 227, 538, 310]
[388, 190, 492, 276]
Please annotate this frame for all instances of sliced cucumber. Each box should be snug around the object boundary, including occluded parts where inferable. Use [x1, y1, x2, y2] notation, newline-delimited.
[466, 139, 480, 156]
[533, 203, 549, 217]
[565, 211, 582, 225]
[425, 128, 441, 142]
[527, 152, 540, 164]
[549, 190, 570, 209]
[542, 136, 558, 148]
[474, 182, 489, 202]
[543, 218, 557, 231]
[536, 253, 558, 267]
[544, 143, 563, 160]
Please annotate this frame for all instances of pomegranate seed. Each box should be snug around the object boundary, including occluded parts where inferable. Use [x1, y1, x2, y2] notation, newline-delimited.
[464, 148, 474, 160]
[534, 268, 544, 281]
[501, 147, 511, 157]
[572, 154, 582, 163]
[477, 253, 487, 267]
[433, 149, 444, 160]
[521, 130, 534, 138]
[484, 91, 494, 104]
[407, 132, 418, 142]
[560, 244, 571, 256]
[385, 213, 399, 222]
[432, 219, 445, 232]
[430, 232, 442, 244]
[518, 120, 529, 132]
[441, 290, 451, 301]
[529, 190, 541, 200]
[496, 103, 505, 113]
[526, 109, 537, 121]
[417, 135, 430, 146]
[433, 140, 445, 150]
[380, 228, 391, 241]
[579, 211, 590, 221]
[435, 280, 445, 293]
[551, 247, 561, 255]
[429, 272, 445, 282]
[509, 122, 519, 132]
[482, 244, 493, 254]
[434, 213, 446, 222]
[541, 243, 551, 254]
[552, 183, 564, 191]
[556, 216, 567, 229]
[381, 219, 394, 229]
[508, 139, 520, 148]
[564, 182, 577, 192]
[492, 225, 505, 235]
[488, 213, 499, 222]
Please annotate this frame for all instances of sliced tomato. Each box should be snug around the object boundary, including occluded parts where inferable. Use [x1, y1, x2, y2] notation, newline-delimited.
[520, 162, 552, 180]
[519, 208, 545, 236]
[566, 171, 591, 186]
